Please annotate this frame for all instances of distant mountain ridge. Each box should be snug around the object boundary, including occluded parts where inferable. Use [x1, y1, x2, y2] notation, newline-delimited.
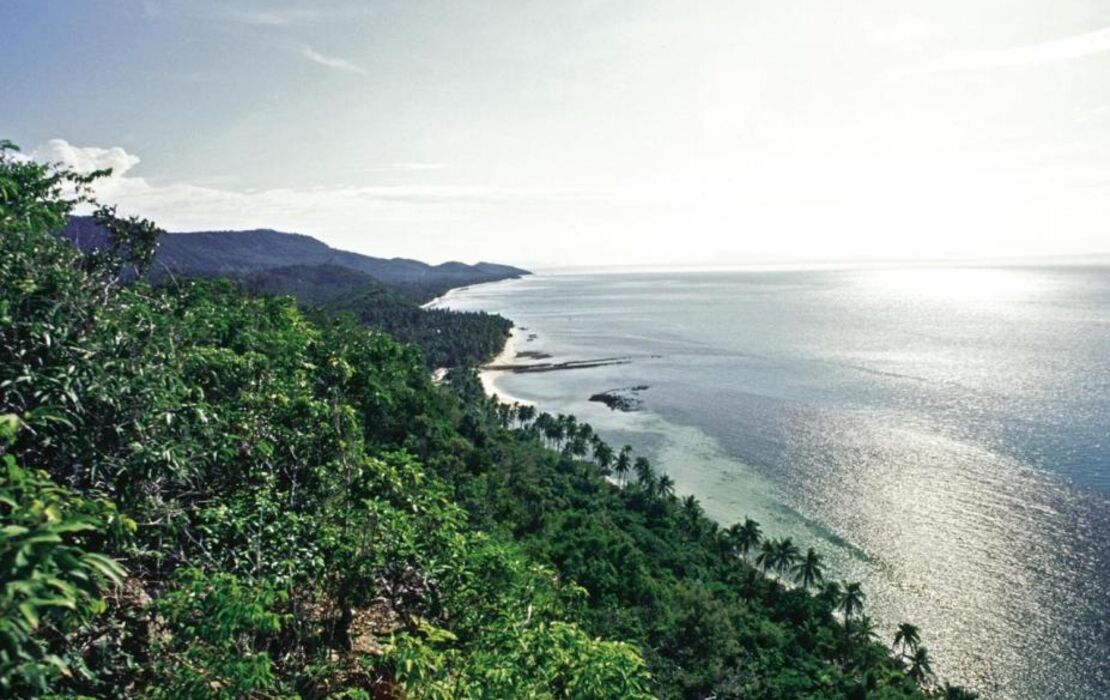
[60, 215, 529, 301]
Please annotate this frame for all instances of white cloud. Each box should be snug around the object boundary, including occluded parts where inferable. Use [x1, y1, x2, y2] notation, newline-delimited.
[27, 139, 591, 241]
[299, 46, 366, 74]
[907, 26, 1110, 73]
[30, 139, 141, 176]
[26, 135, 1110, 266]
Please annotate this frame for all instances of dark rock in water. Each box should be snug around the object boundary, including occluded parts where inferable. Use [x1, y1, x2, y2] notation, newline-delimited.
[590, 392, 640, 411]
[516, 350, 553, 360]
[589, 385, 650, 412]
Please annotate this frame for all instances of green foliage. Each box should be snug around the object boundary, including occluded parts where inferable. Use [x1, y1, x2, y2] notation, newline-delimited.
[427, 370, 976, 699]
[0, 440, 127, 694]
[0, 142, 976, 699]
[145, 570, 288, 700]
[265, 269, 514, 369]
[0, 143, 652, 697]
[0, 140, 101, 236]
[81, 206, 162, 282]
[390, 620, 652, 699]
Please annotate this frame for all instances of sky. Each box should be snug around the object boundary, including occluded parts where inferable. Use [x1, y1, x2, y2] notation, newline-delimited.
[4, 0, 1110, 267]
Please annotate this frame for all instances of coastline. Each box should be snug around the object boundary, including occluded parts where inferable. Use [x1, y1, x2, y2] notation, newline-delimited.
[421, 272, 531, 310]
[421, 277, 536, 407]
[480, 328, 535, 406]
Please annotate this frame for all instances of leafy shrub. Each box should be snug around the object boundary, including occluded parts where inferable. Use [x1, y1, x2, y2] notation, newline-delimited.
[0, 416, 127, 694]
[145, 569, 288, 700]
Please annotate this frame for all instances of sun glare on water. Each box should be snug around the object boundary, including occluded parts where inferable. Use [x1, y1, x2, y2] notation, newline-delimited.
[863, 267, 1038, 304]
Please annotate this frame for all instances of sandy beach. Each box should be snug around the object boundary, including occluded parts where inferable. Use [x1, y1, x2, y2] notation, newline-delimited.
[480, 328, 535, 406]
[424, 283, 539, 407]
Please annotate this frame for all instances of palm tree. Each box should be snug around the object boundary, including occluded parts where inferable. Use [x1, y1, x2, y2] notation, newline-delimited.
[907, 646, 934, 685]
[755, 539, 777, 574]
[567, 434, 589, 458]
[536, 413, 558, 447]
[656, 473, 675, 499]
[681, 495, 703, 532]
[577, 423, 593, 443]
[839, 582, 865, 622]
[739, 567, 761, 600]
[593, 441, 614, 473]
[817, 581, 843, 610]
[516, 403, 536, 425]
[632, 452, 653, 486]
[791, 547, 825, 590]
[893, 622, 921, 657]
[728, 518, 762, 559]
[615, 446, 633, 486]
[939, 682, 979, 700]
[562, 414, 578, 442]
[850, 615, 877, 644]
[498, 403, 514, 427]
[774, 537, 800, 577]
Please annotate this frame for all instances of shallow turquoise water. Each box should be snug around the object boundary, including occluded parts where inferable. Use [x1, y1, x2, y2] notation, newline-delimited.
[435, 265, 1110, 699]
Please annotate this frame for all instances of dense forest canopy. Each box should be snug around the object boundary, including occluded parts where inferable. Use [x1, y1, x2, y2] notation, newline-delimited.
[59, 214, 530, 304]
[238, 263, 514, 370]
[60, 218, 519, 370]
[0, 142, 976, 698]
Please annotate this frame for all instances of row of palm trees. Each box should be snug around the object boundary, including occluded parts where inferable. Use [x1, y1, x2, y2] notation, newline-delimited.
[894, 623, 936, 686]
[725, 514, 936, 685]
[501, 403, 941, 690]
[513, 408, 682, 496]
[723, 518, 829, 592]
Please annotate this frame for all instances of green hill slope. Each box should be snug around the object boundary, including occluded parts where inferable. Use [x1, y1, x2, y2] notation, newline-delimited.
[239, 263, 513, 369]
[60, 215, 530, 303]
[1, 142, 975, 699]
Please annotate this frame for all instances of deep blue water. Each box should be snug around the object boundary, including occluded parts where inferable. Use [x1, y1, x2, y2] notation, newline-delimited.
[435, 265, 1110, 700]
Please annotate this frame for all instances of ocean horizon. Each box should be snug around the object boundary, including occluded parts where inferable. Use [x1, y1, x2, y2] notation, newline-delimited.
[434, 263, 1110, 700]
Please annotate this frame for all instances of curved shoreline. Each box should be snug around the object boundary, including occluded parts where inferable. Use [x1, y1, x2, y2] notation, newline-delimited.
[423, 277, 538, 406]
[479, 328, 535, 406]
[436, 274, 1021, 698]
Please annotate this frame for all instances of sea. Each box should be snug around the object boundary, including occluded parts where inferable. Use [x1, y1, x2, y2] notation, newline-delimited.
[431, 264, 1110, 700]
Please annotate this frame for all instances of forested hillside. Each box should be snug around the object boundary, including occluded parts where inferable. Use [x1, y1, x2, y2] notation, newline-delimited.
[60, 215, 530, 303]
[1, 143, 975, 698]
[60, 225, 516, 370]
[239, 263, 513, 369]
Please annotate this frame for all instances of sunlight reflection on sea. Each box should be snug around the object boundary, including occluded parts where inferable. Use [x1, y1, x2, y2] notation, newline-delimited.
[435, 265, 1110, 699]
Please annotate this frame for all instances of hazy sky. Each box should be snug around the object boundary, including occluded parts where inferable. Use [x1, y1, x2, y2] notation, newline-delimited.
[5, 1, 1110, 266]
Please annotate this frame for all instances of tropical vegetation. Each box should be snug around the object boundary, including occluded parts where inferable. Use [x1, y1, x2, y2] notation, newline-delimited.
[0, 141, 976, 698]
